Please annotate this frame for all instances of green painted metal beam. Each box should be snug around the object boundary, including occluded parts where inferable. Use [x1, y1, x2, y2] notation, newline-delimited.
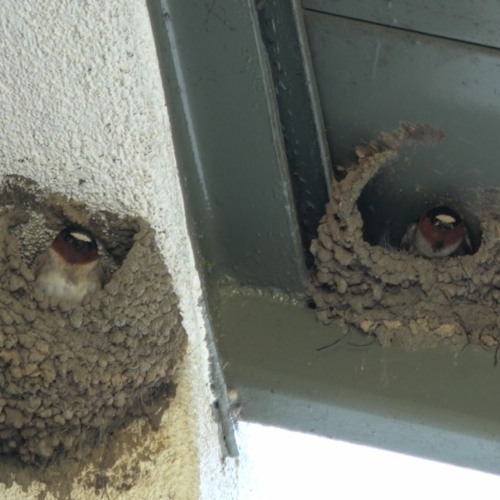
[215, 286, 500, 475]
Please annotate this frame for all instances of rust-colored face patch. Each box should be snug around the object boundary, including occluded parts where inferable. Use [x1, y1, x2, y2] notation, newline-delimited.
[52, 227, 99, 265]
[419, 213, 465, 248]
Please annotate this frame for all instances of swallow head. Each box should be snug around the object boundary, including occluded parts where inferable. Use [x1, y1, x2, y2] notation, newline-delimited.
[413, 206, 468, 258]
[34, 225, 104, 303]
[51, 226, 99, 265]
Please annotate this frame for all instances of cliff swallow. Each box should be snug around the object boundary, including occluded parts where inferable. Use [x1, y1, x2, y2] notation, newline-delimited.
[34, 226, 105, 303]
[401, 206, 472, 258]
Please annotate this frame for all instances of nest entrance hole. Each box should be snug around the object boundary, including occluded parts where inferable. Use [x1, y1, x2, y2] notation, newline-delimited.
[356, 156, 483, 254]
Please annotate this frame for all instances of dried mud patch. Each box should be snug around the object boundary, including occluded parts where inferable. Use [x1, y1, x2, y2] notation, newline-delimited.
[0, 385, 175, 499]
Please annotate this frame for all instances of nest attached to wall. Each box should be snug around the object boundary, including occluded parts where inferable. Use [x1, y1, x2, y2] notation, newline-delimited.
[0, 176, 187, 463]
[309, 123, 500, 350]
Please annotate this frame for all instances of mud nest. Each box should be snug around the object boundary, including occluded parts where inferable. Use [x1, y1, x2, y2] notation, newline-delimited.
[310, 123, 500, 350]
[0, 176, 187, 463]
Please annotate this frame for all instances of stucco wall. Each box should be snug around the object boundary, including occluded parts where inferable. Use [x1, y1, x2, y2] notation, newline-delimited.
[0, 0, 236, 498]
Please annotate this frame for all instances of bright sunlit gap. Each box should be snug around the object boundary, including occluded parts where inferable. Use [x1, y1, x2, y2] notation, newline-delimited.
[236, 422, 500, 500]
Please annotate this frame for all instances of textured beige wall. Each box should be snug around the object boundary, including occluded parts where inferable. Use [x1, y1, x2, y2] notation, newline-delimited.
[0, 0, 237, 498]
